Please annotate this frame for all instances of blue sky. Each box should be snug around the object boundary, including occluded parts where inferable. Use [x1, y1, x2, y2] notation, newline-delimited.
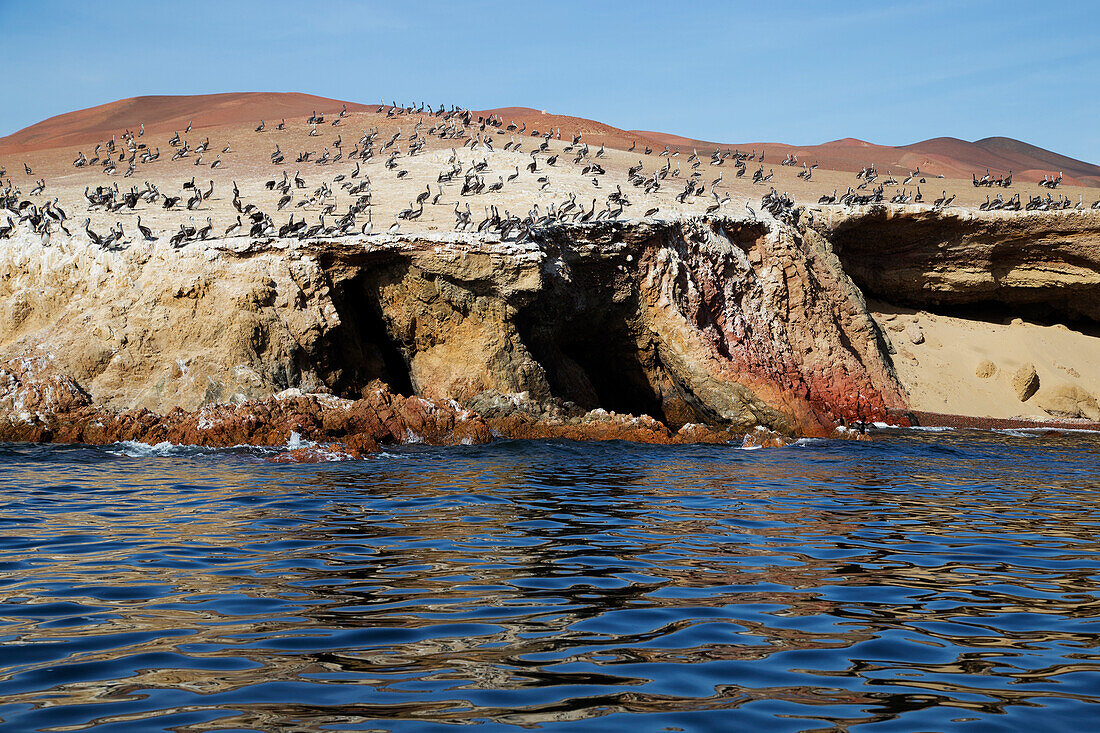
[2, 1, 1097, 163]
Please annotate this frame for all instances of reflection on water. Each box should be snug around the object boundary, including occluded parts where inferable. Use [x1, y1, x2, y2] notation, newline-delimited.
[0, 431, 1099, 731]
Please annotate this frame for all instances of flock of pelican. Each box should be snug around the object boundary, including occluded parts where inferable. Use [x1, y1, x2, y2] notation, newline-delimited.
[2, 100, 1099, 247]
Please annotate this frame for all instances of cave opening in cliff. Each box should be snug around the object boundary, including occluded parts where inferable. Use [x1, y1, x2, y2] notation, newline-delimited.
[516, 289, 705, 429]
[322, 272, 415, 398]
[560, 323, 667, 420]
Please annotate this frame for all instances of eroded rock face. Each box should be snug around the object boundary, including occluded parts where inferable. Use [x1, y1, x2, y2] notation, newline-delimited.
[0, 236, 337, 412]
[10, 208, 1100, 446]
[3, 212, 1016, 448]
[317, 219, 908, 435]
[825, 208, 1100, 321]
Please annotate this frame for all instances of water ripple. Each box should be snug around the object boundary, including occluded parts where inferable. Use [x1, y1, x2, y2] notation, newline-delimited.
[0, 432, 1098, 730]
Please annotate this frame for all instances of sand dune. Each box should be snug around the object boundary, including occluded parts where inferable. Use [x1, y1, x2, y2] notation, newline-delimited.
[632, 131, 1100, 186]
[2, 93, 1097, 186]
[0, 93, 375, 155]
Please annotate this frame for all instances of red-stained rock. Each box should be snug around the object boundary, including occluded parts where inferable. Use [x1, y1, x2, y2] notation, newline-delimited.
[268, 445, 364, 462]
[0, 363, 491, 454]
[636, 220, 907, 434]
[483, 409, 744, 446]
[487, 413, 675, 444]
[675, 423, 741, 445]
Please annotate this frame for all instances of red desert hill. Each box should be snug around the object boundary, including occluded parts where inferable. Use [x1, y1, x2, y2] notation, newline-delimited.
[0, 92, 375, 155]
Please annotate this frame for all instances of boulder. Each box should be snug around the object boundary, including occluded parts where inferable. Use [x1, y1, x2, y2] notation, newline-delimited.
[1012, 363, 1040, 402]
[975, 360, 997, 379]
[1036, 383, 1100, 420]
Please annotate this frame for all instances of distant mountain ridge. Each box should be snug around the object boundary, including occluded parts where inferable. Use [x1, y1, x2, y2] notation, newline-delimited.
[1, 92, 1096, 186]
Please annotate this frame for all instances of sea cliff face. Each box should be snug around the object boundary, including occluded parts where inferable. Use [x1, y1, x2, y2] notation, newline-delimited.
[1, 210, 1098, 450]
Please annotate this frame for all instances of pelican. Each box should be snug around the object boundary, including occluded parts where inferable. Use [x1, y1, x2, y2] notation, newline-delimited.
[225, 216, 242, 237]
[83, 218, 103, 246]
[136, 216, 156, 241]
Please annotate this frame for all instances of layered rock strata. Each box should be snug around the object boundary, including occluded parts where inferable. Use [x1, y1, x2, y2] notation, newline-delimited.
[3, 209, 1097, 450]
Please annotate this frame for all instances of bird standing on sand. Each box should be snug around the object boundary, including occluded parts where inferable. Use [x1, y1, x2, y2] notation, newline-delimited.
[83, 218, 102, 246]
[225, 215, 242, 237]
[137, 216, 156, 241]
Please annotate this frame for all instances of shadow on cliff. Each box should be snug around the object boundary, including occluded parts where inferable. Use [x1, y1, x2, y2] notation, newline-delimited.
[513, 252, 715, 429]
[827, 209, 1100, 324]
[317, 263, 415, 398]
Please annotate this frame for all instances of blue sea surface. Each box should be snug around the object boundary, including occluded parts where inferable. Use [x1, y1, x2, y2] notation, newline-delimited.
[0, 429, 1098, 731]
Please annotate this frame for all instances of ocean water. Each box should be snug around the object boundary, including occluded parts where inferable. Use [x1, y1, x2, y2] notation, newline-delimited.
[0, 430, 1098, 732]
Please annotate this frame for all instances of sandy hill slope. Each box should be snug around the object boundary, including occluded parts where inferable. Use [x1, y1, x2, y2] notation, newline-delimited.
[896, 137, 1100, 186]
[634, 131, 1100, 186]
[0, 93, 376, 155]
[972, 137, 1100, 187]
[472, 106, 643, 149]
[2, 93, 1096, 186]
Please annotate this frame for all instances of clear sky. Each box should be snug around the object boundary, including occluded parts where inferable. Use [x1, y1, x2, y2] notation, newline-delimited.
[2, 0, 1097, 163]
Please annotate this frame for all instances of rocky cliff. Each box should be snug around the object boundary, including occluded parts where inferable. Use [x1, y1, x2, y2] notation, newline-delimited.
[824, 208, 1100, 321]
[2, 209, 1098, 451]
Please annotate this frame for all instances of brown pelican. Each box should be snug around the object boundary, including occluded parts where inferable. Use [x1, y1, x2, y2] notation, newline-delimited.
[225, 215, 242, 237]
[136, 216, 156, 241]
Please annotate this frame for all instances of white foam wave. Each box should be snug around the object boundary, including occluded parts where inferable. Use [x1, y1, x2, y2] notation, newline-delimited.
[286, 431, 318, 450]
[993, 426, 1100, 436]
[108, 440, 189, 457]
[107, 440, 282, 458]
